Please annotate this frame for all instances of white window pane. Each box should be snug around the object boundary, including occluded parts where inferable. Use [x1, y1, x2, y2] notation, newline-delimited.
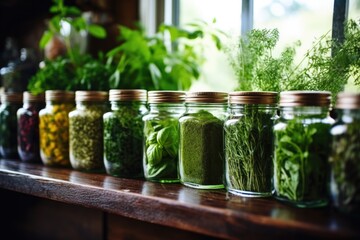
[179, 0, 240, 91]
[349, 0, 360, 20]
[254, 0, 334, 61]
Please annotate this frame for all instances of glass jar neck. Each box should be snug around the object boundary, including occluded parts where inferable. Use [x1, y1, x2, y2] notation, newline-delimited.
[76, 100, 108, 110]
[229, 103, 276, 114]
[149, 103, 184, 114]
[110, 101, 146, 110]
[336, 109, 360, 122]
[185, 103, 227, 113]
[280, 106, 330, 119]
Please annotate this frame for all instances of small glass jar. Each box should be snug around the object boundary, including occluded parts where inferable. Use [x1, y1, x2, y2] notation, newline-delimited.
[225, 91, 277, 197]
[103, 89, 148, 178]
[17, 91, 45, 162]
[179, 92, 228, 189]
[0, 92, 23, 159]
[273, 91, 334, 208]
[39, 91, 75, 167]
[329, 93, 360, 216]
[69, 91, 109, 172]
[142, 91, 186, 183]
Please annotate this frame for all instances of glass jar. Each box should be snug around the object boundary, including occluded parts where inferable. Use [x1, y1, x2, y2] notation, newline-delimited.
[103, 89, 148, 178]
[224, 91, 277, 197]
[17, 91, 45, 162]
[329, 93, 360, 216]
[69, 91, 109, 172]
[142, 91, 186, 183]
[179, 92, 227, 189]
[39, 91, 75, 167]
[273, 91, 334, 208]
[0, 92, 23, 159]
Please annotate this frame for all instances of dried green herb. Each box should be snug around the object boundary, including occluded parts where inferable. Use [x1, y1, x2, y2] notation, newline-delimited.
[179, 110, 224, 187]
[69, 104, 108, 172]
[224, 107, 275, 195]
[330, 115, 360, 215]
[143, 118, 179, 182]
[103, 102, 147, 178]
[274, 120, 332, 206]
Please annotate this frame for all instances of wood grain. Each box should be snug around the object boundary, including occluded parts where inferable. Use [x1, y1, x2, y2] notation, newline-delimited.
[0, 159, 358, 239]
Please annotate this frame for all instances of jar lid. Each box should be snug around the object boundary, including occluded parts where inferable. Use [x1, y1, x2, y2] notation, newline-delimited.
[229, 91, 277, 104]
[185, 91, 228, 103]
[279, 91, 331, 107]
[23, 91, 45, 102]
[1, 92, 23, 103]
[148, 91, 186, 103]
[335, 92, 360, 109]
[75, 91, 108, 102]
[45, 90, 75, 102]
[109, 89, 147, 102]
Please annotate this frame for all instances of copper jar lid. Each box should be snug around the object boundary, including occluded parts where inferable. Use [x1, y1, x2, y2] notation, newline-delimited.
[109, 89, 147, 102]
[185, 91, 228, 103]
[229, 91, 277, 104]
[148, 91, 186, 103]
[1, 92, 23, 103]
[279, 91, 331, 107]
[75, 91, 108, 102]
[335, 92, 360, 109]
[45, 90, 75, 102]
[23, 91, 45, 102]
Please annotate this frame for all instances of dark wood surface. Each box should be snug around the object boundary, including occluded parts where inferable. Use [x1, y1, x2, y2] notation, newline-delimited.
[0, 159, 359, 239]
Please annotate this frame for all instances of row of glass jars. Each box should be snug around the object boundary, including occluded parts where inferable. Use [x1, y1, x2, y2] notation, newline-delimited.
[0, 90, 358, 214]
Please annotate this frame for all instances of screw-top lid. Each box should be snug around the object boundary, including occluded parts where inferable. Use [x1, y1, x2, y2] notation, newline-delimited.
[185, 91, 228, 103]
[229, 91, 277, 104]
[45, 90, 75, 102]
[279, 91, 331, 107]
[1, 92, 23, 103]
[335, 92, 360, 109]
[148, 91, 186, 103]
[109, 89, 147, 102]
[75, 91, 108, 102]
[23, 91, 45, 102]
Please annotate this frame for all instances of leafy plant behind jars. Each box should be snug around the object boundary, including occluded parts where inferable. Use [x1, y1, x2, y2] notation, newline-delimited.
[227, 19, 360, 102]
[107, 20, 225, 90]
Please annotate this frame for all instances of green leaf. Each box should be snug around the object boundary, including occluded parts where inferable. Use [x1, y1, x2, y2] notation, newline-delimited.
[149, 63, 161, 89]
[157, 126, 177, 148]
[50, 6, 59, 13]
[66, 6, 81, 16]
[146, 144, 163, 165]
[88, 24, 107, 39]
[39, 31, 54, 49]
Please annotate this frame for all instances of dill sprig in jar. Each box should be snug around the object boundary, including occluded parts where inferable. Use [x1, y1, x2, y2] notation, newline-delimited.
[143, 91, 185, 183]
[225, 91, 277, 197]
[179, 92, 227, 189]
[330, 93, 360, 216]
[17, 91, 45, 162]
[274, 91, 333, 208]
[103, 89, 148, 178]
[69, 91, 109, 172]
[39, 91, 75, 167]
[0, 92, 23, 159]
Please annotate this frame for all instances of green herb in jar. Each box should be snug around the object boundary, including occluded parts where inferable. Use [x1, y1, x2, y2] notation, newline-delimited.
[274, 120, 331, 203]
[144, 118, 179, 181]
[104, 102, 146, 178]
[225, 108, 274, 194]
[179, 110, 224, 186]
[330, 121, 360, 215]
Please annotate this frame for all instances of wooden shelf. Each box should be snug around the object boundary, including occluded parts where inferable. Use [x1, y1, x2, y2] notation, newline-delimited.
[0, 159, 359, 239]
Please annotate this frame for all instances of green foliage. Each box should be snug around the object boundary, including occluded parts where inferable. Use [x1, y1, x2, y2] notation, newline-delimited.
[28, 54, 114, 94]
[228, 19, 360, 102]
[29, 0, 111, 93]
[40, 0, 106, 50]
[107, 20, 225, 90]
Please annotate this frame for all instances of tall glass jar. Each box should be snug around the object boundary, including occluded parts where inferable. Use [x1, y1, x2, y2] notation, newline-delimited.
[0, 92, 23, 159]
[103, 89, 148, 178]
[39, 91, 75, 167]
[142, 91, 185, 183]
[329, 93, 360, 216]
[69, 91, 109, 172]
[274, 91, 333, 208]
[225, 91, 277, 197]
[179, 92, 228, 189]
[17, 91, 45, 162]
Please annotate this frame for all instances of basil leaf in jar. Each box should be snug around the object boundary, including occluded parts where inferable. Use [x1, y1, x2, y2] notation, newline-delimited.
[157, 126, 177, 148]
[146, 144, 163, 165]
